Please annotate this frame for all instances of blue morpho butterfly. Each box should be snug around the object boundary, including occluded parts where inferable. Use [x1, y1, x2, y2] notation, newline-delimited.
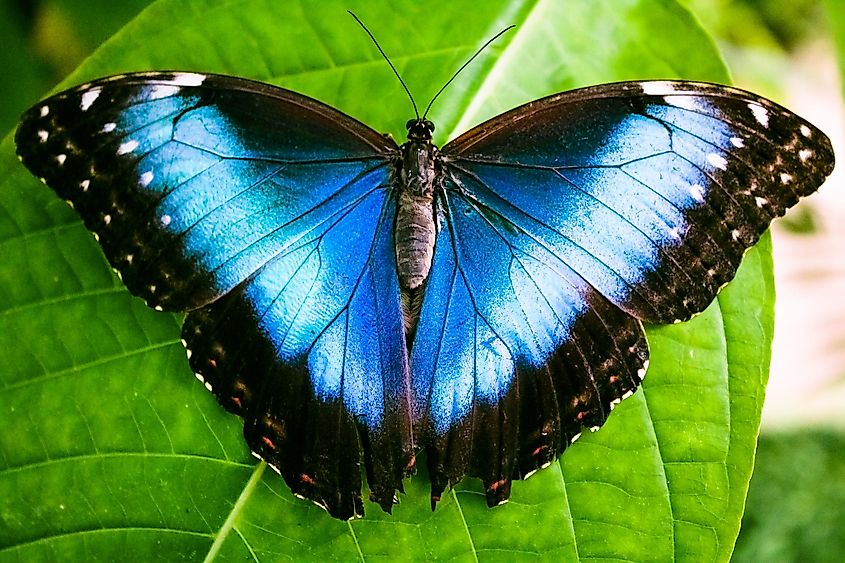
[14, 15, 834, 520]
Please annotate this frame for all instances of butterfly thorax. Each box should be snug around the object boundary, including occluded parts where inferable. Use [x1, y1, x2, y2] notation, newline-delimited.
[395, 119, 440, 292]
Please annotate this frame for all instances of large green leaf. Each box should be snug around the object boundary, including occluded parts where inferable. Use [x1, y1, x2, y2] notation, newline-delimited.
[0, 0, 775, 560]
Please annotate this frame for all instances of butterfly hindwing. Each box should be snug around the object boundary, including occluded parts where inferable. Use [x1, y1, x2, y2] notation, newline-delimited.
[182, 185, 413, 518]
[411, 186, 648, 506]
[15, 72, 413, 518]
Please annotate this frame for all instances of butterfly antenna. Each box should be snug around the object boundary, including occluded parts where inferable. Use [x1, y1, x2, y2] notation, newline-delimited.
[422, 25, 515, 119]
[349, 11, 420, 120]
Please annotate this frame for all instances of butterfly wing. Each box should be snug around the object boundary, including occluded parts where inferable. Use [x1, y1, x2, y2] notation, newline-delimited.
[412, 80, 834, 505]
[15, 73, 412, 518]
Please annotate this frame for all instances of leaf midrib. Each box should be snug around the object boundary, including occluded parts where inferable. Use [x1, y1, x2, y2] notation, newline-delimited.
[203, 462, 267, 562]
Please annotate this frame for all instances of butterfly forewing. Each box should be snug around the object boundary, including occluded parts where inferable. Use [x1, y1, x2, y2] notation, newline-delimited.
[441, 81, 834, 323]
[15, 72, 398, 311]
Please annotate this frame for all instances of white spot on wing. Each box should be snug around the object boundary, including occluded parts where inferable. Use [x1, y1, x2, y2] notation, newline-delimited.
[748, 102, 769, 127]
[140, 171, 154, 186]
[204, 381, 213, 392]
[40, 105, 49, 117]
[37, 130, 48, 142]
[800, 124, 812, 137]
[665, 95, 698, 110]
[730, 137, 745, 148]
[80, 179, 90, 191]
[755, 196, 769, 208]
[780, 173, 793, 184]
[171, 72, 206, 86]
[150, 84, 180, 99]
[102, 122, 116, 133]
[732, 229, 741, 241]
[642, 81, 676, 95]
[707, 153, 728, 171]
[161, 214, 171, 226]
[799, 149, 813, 162]
[689, 183, 705, 203]
[194, 372, 205, 382]
[56, 154, 66, 165]
[81, 88, 102, 111]
[117, 140, 139, 155]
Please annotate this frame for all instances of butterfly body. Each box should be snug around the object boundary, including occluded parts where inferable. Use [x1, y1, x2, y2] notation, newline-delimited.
[15, 72, 834, 520]
[395, 120, 439, 291]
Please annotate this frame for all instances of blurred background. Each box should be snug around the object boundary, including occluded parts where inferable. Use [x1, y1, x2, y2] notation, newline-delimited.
[681, 1, 845, 560]
[2, 0, 843, 560]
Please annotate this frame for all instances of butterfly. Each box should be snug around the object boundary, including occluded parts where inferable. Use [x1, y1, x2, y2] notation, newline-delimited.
[14, 52, 834, 520]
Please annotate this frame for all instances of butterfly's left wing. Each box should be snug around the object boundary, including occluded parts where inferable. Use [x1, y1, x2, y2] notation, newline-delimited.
[15, 73, 412, 519]
[412, 81, 834, 506]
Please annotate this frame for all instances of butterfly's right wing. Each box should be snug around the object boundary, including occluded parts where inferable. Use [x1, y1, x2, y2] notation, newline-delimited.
[410, 80, 833, 506]
[15, 73, 412, 519]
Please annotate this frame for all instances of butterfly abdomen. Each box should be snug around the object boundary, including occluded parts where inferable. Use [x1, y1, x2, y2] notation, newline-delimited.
[395, 190, 436, 289]
[395, 140, 439, 290]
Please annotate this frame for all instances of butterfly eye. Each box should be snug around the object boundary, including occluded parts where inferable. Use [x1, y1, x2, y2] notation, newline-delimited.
[405, 119, 435, 139]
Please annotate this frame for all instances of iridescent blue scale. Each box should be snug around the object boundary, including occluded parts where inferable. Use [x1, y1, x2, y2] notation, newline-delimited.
[15, 69, 834, 519]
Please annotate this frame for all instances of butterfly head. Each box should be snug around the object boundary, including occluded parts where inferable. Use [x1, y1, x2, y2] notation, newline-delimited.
[406, 119, 435, 141]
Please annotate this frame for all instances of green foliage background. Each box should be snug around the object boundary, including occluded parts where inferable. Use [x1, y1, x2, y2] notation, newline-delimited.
[0, 0, 840, 561]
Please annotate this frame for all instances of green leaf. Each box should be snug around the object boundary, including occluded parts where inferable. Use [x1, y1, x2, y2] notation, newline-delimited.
[0, 0, 774, 561]
[823, 0, 845, 99]
[0, 1, 53, 133]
